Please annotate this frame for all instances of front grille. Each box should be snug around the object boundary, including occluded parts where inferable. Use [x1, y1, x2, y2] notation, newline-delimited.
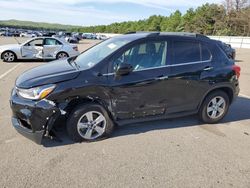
[19, 119, 32, 130]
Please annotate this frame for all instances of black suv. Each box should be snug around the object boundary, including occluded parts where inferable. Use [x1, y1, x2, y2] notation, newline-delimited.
[10, 32, 240, 144]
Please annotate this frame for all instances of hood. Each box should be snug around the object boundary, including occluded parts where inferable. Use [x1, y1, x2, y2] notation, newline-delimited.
[16, 59, 80, 88]
[0, 44, 20, 50]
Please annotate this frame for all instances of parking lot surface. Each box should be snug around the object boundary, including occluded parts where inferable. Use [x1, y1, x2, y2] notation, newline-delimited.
[0, 37, 250, 188]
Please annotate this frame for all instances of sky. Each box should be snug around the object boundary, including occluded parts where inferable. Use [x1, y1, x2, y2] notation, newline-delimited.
[0, 0, 222, 26]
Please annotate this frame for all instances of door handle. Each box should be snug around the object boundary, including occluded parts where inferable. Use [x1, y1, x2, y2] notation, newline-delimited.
[156, 75, 169, 81]
[203, 66, 213, 71]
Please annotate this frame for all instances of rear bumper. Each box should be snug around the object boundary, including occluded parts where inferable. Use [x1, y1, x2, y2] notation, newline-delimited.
[12, 117, 44, 144]
[68, 51, 80, 57]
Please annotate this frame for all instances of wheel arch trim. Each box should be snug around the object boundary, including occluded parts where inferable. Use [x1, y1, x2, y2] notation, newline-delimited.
[198, 84, 235, 110]
[61, 96, 114, 120]
[1, 50, 17, 60]
[56, 51, 69, 58]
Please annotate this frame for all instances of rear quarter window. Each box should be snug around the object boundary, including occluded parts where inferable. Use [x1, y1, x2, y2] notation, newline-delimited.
[201, 43, 212, 61]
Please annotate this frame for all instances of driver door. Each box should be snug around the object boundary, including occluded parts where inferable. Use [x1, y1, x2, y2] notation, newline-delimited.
[21, 38, 44, 59]
[108, 39, 170, 121]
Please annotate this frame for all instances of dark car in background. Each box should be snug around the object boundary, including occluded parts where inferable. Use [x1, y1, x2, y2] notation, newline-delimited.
[10, 32, 240, 144]
[0, 30, 20, 37]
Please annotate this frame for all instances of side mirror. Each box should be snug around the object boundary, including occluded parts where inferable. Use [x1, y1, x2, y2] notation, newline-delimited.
[116, 63, 133, 76]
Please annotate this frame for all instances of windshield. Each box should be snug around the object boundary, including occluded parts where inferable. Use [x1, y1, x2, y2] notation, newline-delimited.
[74, 37, 132, 69]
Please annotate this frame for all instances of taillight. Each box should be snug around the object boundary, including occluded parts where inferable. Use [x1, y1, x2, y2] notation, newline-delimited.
[232, 65, 241, 79]
[73, 46, 78, 51]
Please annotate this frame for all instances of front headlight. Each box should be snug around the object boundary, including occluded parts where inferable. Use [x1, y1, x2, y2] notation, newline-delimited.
[16, 84, 56, 100]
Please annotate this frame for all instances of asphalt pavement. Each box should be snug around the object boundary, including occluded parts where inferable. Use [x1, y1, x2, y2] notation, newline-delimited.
[0, 37, 249, 188]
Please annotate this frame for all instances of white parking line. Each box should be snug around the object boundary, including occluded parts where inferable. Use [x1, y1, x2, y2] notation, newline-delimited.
[239, 93, 250, 99]
[0, 64, 21, 80]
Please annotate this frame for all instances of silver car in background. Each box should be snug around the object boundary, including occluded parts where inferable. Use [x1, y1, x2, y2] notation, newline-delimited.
[0, 37, 80, 62]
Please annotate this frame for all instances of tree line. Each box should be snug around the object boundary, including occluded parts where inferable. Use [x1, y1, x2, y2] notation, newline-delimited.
[0, 19, 77, 31]
[76, 1, 250, 36]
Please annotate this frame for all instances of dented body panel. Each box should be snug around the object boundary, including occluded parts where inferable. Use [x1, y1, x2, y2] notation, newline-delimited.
[0, 37, 79, 61]
[10, 88, 61, 144]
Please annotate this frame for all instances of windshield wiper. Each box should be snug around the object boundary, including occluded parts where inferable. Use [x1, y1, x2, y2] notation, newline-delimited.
[67, 57, 80, 70]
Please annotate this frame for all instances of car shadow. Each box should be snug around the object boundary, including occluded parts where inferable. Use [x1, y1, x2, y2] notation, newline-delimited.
[42, 96, 250, 147]
[235, 59, 243, 63]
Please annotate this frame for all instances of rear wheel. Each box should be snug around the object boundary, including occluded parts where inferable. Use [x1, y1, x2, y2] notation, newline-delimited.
[56, 52, 68, 60]
[67, 104, 114, 142]
[199, 91, 229, 123]
[2, 51, 16, 62]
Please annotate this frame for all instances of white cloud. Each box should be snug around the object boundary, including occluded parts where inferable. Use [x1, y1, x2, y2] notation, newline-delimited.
[0, 0, 132, 25]
[32, 0, 222, 9]
[0, 0, 223, 25]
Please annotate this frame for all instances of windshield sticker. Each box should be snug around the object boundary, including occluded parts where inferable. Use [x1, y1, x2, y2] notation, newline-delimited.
[107, 43, 117, 49]
[88, 62, 95, 67]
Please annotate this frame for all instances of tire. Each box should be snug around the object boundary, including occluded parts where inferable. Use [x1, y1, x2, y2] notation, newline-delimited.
[199, 90, 229, 124]
[2, 51, 16, 62]
[56, 52, 68, 60]
[67, 103, 114, 142]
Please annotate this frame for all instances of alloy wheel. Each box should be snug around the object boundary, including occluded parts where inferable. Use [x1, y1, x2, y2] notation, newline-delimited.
[3, 52, 15, 62]
[77, 111, 106, 140]
[57, 52, 68, 59]
[207, 96, 226, 119]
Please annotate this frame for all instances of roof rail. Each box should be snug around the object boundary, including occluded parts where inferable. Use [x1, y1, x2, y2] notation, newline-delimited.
[124, 31, 160, 36]
[146, 32, 160, 37]
[196, 34, 209, 39]
[124, 31, 136, 34]
[160, 32, 209, 39]
[124, 31, 209, 39]
[160, 32, 196, 37]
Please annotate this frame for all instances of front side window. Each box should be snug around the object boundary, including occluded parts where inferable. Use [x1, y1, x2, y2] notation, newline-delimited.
[26, 39, 43, 46]
[113, 41, 167, 72]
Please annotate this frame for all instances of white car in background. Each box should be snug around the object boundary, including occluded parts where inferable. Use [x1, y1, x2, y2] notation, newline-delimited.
[96, 34, 108, 40]
[20, 32, 37, 38]
[0, 37, 80, 62]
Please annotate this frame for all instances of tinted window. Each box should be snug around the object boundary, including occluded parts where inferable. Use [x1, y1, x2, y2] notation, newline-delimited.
[44, 38, 61, 45]
[173, 41, 201, 64]
[201, 44, 212, 61]
[113, 41, 167, 71]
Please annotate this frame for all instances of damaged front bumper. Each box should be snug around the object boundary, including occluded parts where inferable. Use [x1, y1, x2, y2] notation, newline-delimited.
[10, 88, 61, 144]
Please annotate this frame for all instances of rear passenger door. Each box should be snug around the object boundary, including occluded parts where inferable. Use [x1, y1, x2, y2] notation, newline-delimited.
[43, 38, 63, 59]
[166, 38, 212, 113]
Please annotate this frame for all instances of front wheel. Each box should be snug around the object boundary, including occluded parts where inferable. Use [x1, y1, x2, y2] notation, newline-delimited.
[67, 104, 114, 142]
[199, 91, 229, 124]
[2, 51, 16, 62]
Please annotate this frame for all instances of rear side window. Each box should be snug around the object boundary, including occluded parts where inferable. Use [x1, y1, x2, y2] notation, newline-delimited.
[44, 38, 62, 45]
[172, 40, 211, 65]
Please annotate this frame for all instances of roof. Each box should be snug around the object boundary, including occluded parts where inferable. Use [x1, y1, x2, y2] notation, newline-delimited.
[115, 31, 209, 40]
